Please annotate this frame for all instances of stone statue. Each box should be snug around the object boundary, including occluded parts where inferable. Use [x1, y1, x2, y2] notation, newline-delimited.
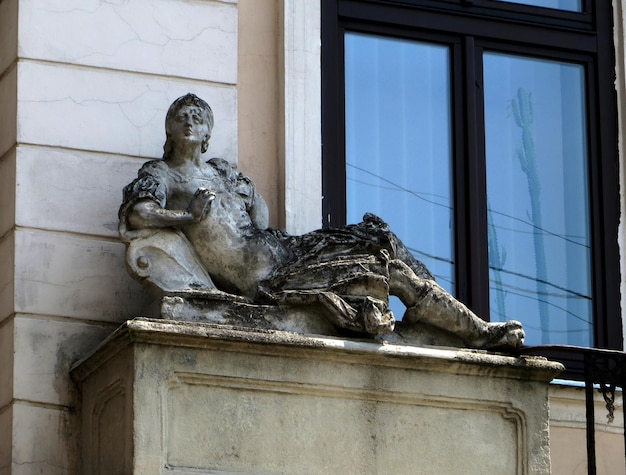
[119, 93, 524, 350]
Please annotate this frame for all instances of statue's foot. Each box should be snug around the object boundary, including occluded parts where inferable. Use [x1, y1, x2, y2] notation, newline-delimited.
[477, 320, 525, 350]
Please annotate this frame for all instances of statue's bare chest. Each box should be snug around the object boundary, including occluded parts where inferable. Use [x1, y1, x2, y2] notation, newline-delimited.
[165, 167, 246, 212]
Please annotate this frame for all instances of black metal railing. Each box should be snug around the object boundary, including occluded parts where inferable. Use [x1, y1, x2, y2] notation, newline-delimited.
[521, 346, 625, 475]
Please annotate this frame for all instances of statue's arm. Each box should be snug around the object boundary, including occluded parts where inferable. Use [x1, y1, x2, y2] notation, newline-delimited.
[126, 189, 215, 230]
[248, 191, 269, 230]
[127, 200, 195, 229]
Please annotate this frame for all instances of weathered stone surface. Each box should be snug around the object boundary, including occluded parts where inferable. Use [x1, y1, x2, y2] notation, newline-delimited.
[11, 402, 74, 475]
[71, 318, 563, 475]
[160, 293, 339, 336]
[19, 0, 237, 84]
[17, 63, 237, 160]
[14, 229, 151, 322]
[119, 94, 525, 350]
[0, 147, 16, 239]
[0, 232, 14, 324]
[15, 145, 145, 238]
[13, 316, 114, 406]
[0, 319, 13, 410]
[0, 64, 17, 159]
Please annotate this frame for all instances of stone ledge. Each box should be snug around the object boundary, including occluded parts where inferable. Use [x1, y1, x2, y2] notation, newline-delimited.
[71, 317, 563, 384]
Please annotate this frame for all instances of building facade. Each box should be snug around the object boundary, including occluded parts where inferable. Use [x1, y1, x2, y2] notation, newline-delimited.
[0, 0, 624, 473]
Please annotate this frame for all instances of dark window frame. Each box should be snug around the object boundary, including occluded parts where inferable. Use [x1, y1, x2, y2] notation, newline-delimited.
[321, 0, 621, 379]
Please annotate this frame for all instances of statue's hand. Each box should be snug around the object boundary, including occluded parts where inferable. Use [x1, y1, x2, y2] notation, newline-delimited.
[188, 188, 215, 222]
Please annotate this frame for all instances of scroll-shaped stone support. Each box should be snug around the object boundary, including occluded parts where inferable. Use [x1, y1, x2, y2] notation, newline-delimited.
[119, 93, 524, 351]
[122, 228, 216, 295]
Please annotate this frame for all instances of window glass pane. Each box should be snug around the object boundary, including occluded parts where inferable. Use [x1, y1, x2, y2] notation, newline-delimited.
[491, 0, 582, 12]
[344, 32, 455, 298]
[484, 52, 592, 346]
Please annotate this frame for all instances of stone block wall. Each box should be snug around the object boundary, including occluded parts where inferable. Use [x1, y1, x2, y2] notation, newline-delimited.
[0, 0, 240, 473]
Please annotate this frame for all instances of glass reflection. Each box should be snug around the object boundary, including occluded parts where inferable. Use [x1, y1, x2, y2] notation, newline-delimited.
[344, 32, 455, 303]
[491, 0, 581, 12]
[484, 52, 592, 346]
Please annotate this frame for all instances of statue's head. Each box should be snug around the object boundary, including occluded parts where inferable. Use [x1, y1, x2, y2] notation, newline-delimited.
[163, 93, 214, 159]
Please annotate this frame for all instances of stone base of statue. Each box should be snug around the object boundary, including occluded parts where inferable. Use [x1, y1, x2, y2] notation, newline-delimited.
[158, 291, 473, 348]
[71, 318, 562, 474]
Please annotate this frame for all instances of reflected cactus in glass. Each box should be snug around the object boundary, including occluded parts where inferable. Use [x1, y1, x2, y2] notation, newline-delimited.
[511, 87, 549, 343]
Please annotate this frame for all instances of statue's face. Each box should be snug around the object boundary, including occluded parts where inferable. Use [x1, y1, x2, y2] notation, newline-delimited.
[166, 104, 210, 147]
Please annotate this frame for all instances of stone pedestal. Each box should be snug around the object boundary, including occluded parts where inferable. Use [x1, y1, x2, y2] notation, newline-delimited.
[71, 318, 563, 474]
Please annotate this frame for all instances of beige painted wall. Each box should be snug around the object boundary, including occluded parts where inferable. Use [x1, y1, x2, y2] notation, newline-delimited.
[550, 385, 625, 474]
[238, 0, 283, 229]
[551, 426, 624, 474]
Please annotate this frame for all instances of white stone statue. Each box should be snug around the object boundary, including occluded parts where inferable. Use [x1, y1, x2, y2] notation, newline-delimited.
[119, 93, 524, 350]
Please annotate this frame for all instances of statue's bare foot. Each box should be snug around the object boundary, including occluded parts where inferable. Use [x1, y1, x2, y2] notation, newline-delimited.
[477, 320, 525, 350]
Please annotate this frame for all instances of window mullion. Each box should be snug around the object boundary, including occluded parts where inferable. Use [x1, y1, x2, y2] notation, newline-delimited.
[462, 36, 491, 318]
[322, 0, 347, 228]
[452, 39, 470, 306]
[589, 0, 621, 349]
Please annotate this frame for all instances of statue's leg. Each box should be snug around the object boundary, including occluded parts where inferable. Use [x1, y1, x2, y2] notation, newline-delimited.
[388, 259, 524, 349]
[385, 231, 436, 281]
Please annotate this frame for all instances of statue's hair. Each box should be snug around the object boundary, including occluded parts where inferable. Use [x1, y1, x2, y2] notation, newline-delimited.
[163, 93, 214, 160]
